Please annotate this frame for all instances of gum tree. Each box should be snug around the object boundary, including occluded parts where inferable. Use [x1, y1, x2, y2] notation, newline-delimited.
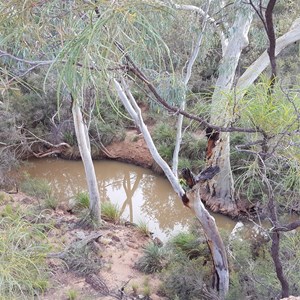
[1, 0, 300, 298]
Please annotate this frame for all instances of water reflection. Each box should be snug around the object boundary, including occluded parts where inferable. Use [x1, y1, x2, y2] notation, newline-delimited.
[23, 158, 235, 241]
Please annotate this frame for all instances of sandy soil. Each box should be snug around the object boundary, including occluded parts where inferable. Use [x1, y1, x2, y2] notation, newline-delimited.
[0, 191, 166, 300]
[103, 129, 157, 171]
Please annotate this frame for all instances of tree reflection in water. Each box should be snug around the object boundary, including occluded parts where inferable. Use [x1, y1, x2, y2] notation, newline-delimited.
[23, 158, 235, 240]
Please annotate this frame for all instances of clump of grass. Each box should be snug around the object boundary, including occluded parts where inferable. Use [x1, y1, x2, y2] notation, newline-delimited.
[101, 201, 120, 223]
[143, 285, 151, 297]
[20, 173, 58, 209]
[74, 191, 90, 210]
[169, 232, 203, 259]
[131, 282, 139, 295]
[0, 209, 51, 298]
[135, 243, 167, 274]
[137, 220, 151, 237]
[21, 172, 52, 200]
[66, 288, 78, 300]
[44, 196, 59, 210]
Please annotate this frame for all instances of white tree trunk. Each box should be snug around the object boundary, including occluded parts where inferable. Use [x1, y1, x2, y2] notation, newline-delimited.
[172, 0, 211, 176]
[237, 17, 300, 90]
[206, 3, 254, 215]
[72, 100, 101, 223]
[187, 185, 229, 299]
[114, 78, 229, 299]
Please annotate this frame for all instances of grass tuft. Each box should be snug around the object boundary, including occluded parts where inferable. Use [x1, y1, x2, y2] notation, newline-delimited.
[0, 209, 51, 298]
[135, 243, 167, 274]
[101, 201, 120, 223]
[137, 220, 152, 237]
[74, 191, 90, 210]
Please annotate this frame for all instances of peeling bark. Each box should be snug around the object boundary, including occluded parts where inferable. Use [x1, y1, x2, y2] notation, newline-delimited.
[186, 185, 229, 298]
[207, 3, 254, 215]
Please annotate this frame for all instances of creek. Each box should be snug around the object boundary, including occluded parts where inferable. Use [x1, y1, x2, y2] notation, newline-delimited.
[22, 158, 236, 241]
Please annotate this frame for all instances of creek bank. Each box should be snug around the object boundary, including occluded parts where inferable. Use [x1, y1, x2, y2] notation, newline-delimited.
[0, 190, 166, 300]
[27, 129, 259, 219]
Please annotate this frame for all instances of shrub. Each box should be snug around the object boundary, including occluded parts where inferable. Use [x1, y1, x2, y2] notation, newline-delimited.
[161, 257, 209, 300]
[135, 243, 167, 274]
[153, 123, 176, 144]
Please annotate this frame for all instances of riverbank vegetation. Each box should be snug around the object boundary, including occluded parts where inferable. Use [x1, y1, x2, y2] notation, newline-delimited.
[1, 183, 298, 300]
[1, 0, 300, 298]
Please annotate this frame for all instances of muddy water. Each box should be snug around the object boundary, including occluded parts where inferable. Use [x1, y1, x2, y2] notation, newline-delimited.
[23, 158, 236, 241]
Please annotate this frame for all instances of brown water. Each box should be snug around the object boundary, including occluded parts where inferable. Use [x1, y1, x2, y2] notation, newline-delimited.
[22, 158, 236, 241]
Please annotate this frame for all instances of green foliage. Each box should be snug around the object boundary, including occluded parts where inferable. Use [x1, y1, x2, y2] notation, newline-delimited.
[161, 256, 209, 300]
[20, 173, 58, 209]
[230, 133, 252, 175]
[90, 116, 126, 147]
[279, 231, 300, 294]
[235, 159, 265, 202]
[135, 243, 167, 274]
[153, 122, 176, 144]
[169, 232, 208, 259]
[226, 227, 300, 299]
[0, 209, 51, 298]
[154, 74, 186, 108]
[66, 289, 78, 300]
[153, 122, 176, 162]
[21, 173, 52, 199]
[181, 133, 206, 160]
[240, 78, 300, 135]
[74, 191, 90, 210]
[101, 201, 120, 223]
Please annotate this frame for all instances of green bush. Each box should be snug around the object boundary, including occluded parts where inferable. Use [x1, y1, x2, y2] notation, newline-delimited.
[161, 257, 209, 300]
[181, 133, 206, 161]
[135, 243, 167, 274]
[153, 123, 176, 144]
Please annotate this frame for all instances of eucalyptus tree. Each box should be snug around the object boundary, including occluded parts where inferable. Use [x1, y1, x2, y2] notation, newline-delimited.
[0, 0, 230, 297]
[0, 1, 104, 223]
[153, 0, 300, 216]
[1, 0, 300, 297]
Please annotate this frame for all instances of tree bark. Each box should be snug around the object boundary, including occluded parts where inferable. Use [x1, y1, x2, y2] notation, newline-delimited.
[186, 185, 229, 298]
[72, 99, 101, 223]
[206, 3, 254, 215]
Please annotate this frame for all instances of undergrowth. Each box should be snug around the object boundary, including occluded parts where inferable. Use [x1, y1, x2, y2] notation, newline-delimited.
[0, 206, 51, 299]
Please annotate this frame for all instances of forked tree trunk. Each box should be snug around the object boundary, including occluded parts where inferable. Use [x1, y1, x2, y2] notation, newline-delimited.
[72, 99, 101, 223]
